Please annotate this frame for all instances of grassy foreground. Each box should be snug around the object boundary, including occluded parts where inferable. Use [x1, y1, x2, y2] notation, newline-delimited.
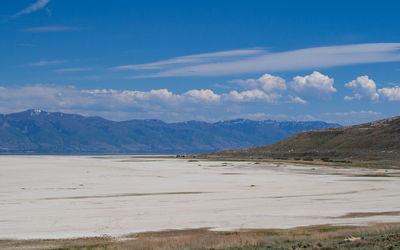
[2, 223, 400, 250]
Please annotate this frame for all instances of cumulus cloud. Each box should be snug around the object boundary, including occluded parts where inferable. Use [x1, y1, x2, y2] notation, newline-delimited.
[344, 75, 379, 101]
[378, 86, 400, 101]
[289, 71, 336, 99]
[85, 89, 180, 104]
[287, 95, 308, 104]
[230, 73, 286, 92]
[114, 43, 400, 78]
[11, 0, 51, 18]
[223, 89, 280, 103]
[228, 72, 332, 102]
[183, 89, 221, 102]
[0, 85, 283, 121]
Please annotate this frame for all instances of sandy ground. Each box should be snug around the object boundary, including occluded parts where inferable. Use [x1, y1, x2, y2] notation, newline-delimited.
[0, 155, 400, 239]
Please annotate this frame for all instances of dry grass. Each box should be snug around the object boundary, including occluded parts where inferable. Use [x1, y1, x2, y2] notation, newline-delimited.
[0, 236, 114, 250]
[2, 223, 400, 250]
[333, 211, 400, 219]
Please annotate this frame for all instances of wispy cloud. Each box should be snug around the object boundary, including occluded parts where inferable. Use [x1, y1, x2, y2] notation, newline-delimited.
[22, 26, 81, 32]
[54, 67, 91, 72]
[11, 0, 51, 18]
[31, 60, 68, 66]
[113, 48, 264, 70]
[116, 43, 400, 78]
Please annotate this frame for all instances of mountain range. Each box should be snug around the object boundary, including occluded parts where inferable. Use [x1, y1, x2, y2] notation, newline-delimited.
[0, 109, 340, 154]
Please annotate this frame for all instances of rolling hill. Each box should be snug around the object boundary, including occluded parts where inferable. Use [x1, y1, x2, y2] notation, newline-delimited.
[203, 116, 400, 160]
[0, 109, 339, 154]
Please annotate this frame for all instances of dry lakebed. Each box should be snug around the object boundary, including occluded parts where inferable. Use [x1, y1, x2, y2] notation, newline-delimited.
[0, 155, 400, 241]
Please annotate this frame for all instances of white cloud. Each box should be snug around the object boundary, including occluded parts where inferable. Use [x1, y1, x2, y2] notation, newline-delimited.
[230, 73, 286, 92]
[116, 43, 400, 78]
[223, 89, 280, 103]
[12, 0, 51, 18]
[378, 86, 400, 101]
[229, 72, 333, 102]
[289, 71, 336, 99]
[145, 89, 176, 101]
[183, 89, 221, 102]
[344, 75, 379, 101]
[81, 89, 118, 95]
[288, 95, 307, 104]
[0, 83, 393, 124]
[23, 26, 81, 32]
[0, 85, 286, 121]
[343, 96, 354, 101]
[104, 89, 179, 104]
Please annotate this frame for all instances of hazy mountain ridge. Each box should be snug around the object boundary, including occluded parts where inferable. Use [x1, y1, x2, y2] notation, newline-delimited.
[0, 109, 340, 154]
[203, 116, 400, 160]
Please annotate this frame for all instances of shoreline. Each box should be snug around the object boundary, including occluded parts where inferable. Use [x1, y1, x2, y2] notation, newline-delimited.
[2, 223, 400, 249]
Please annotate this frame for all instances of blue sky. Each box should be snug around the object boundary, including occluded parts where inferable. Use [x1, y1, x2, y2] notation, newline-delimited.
[1, 0, 400, 125]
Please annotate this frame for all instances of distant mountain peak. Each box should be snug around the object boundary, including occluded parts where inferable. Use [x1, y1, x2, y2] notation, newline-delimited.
[30, 109, 45, 115]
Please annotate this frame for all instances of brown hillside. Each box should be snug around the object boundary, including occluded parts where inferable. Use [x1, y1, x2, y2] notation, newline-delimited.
[203, 116, 400, 160]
